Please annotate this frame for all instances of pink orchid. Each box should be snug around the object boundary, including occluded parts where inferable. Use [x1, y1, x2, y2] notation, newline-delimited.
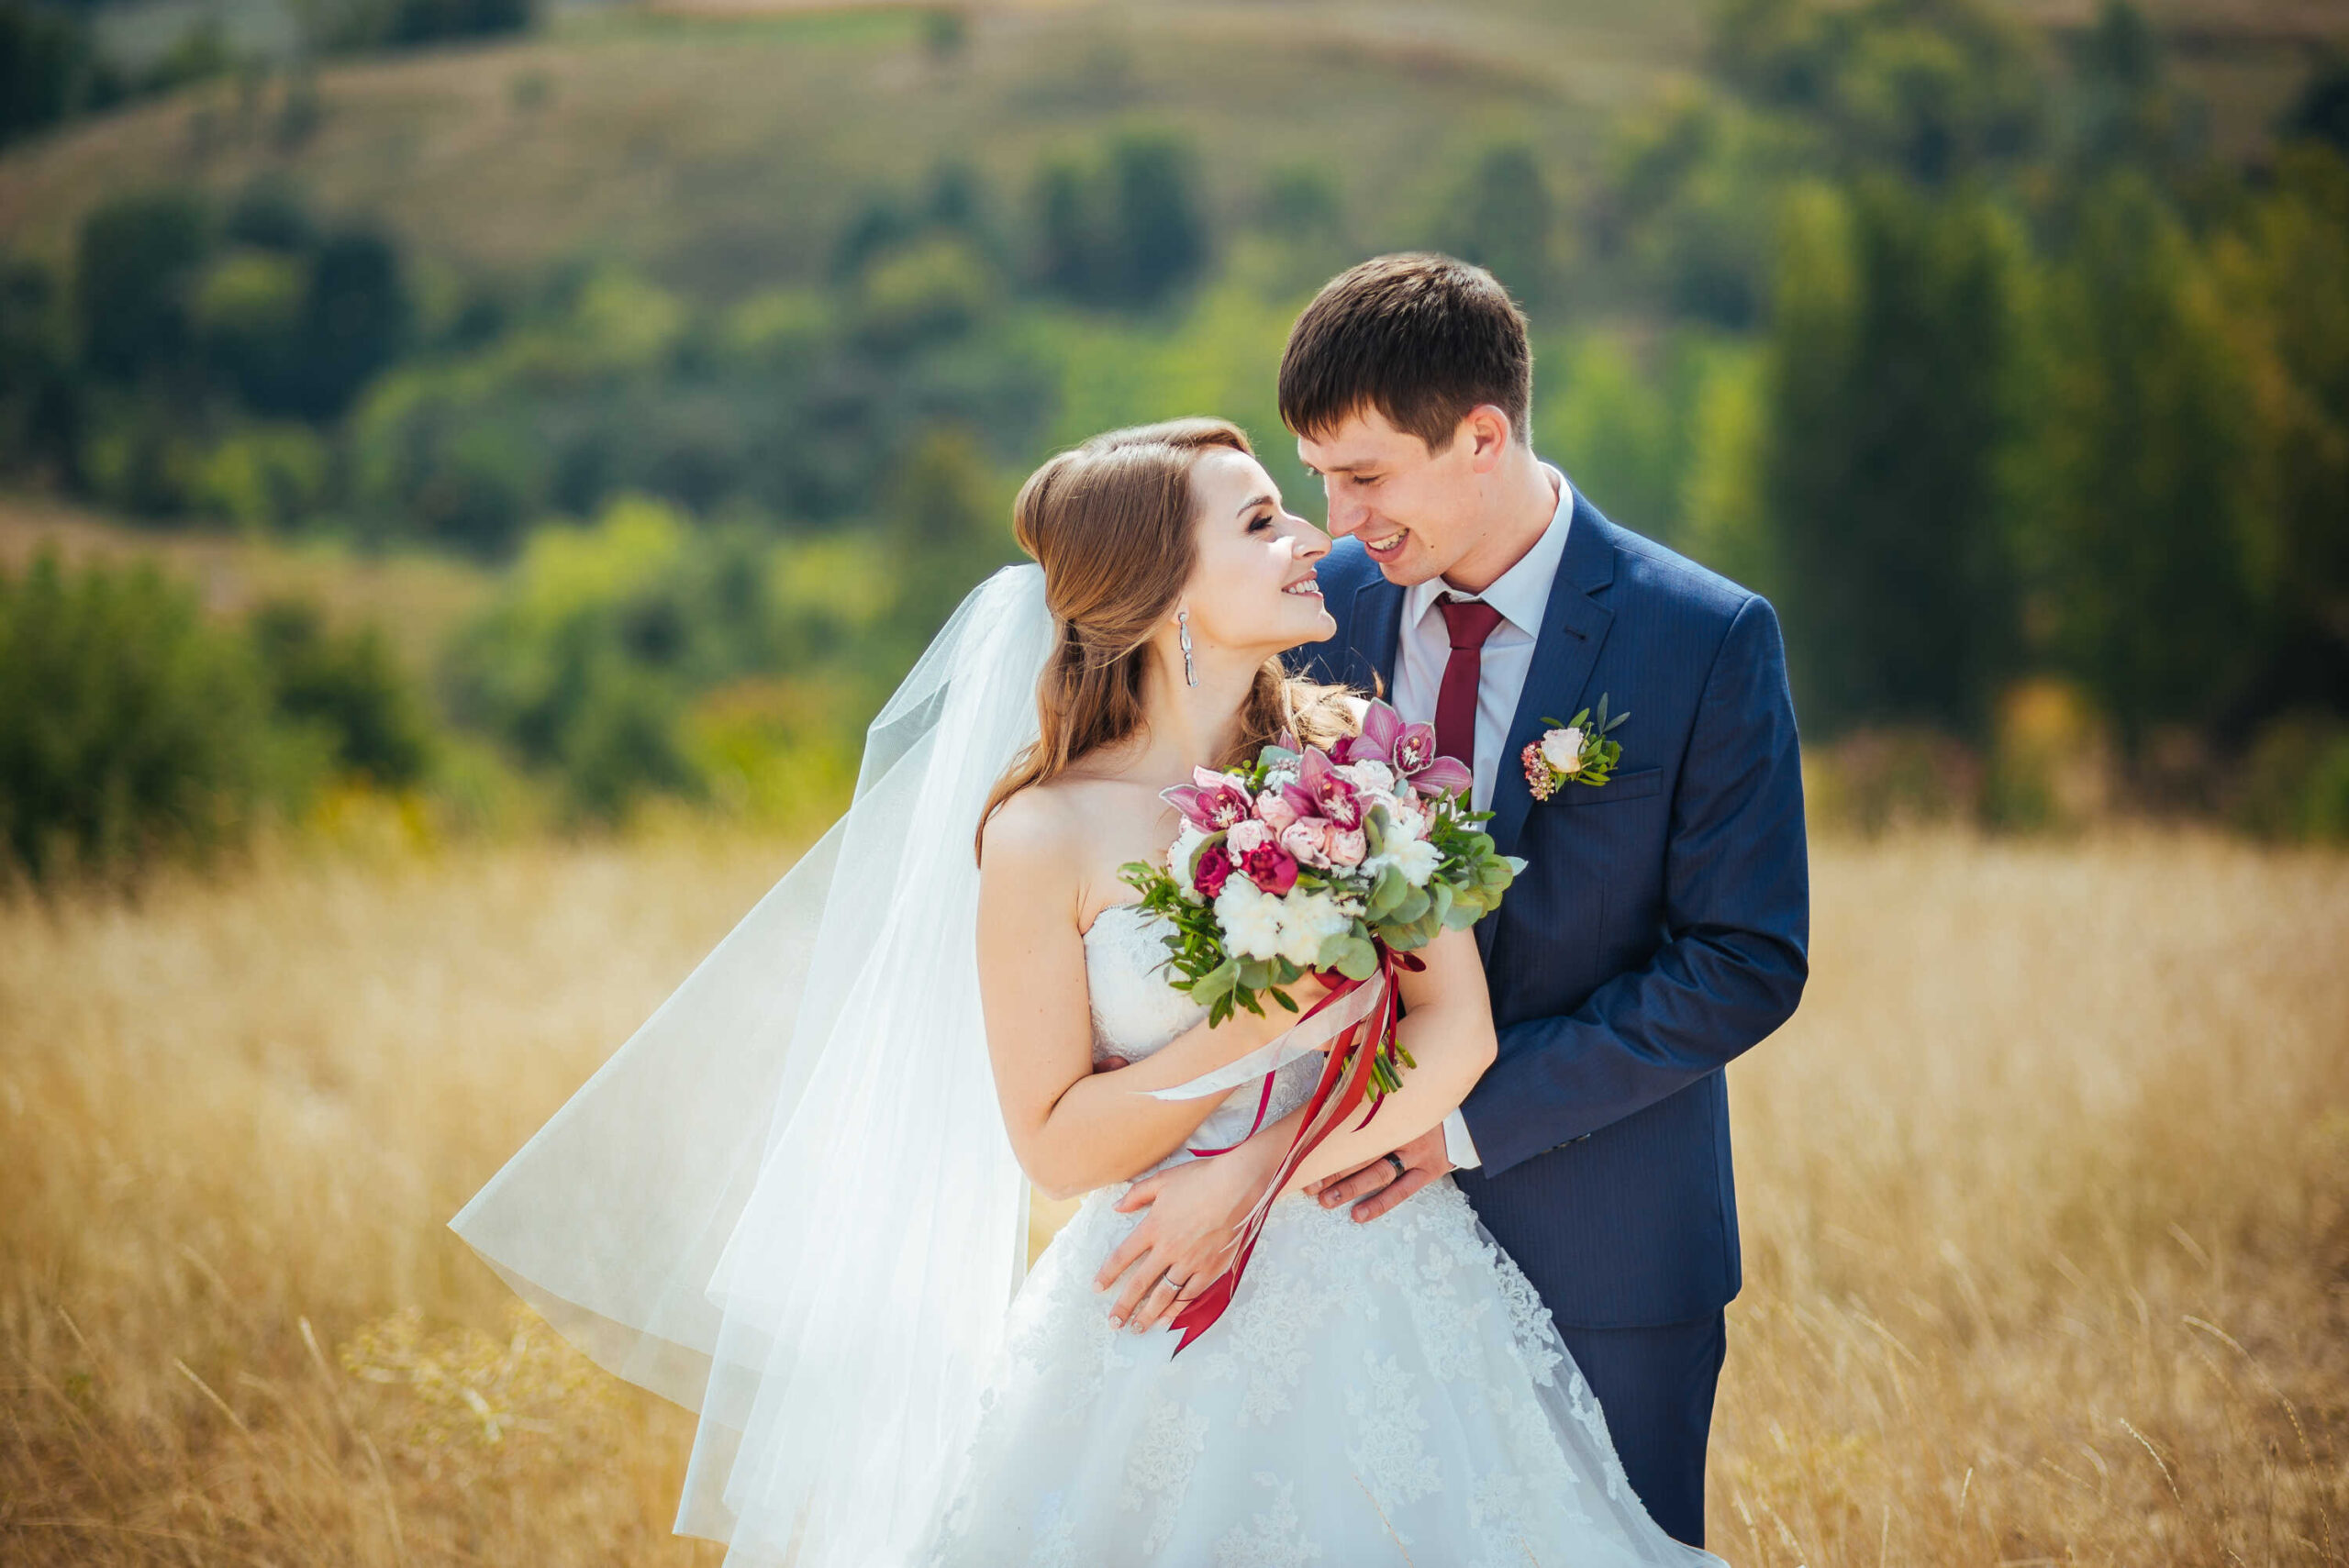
[1296, 748, 1364, 829]
[1410, 753, 1474, 800]
[1335, 699, 1406, 766]
[1340, 697, 1468, 797]
[1163, 766, 1252, 831]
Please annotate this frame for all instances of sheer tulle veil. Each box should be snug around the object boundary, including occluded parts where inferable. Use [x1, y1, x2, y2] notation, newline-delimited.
[448, 563, 1056, 1566]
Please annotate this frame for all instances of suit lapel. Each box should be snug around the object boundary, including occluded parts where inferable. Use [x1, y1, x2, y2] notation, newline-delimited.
[1483, 495, 1618, 866]
[1347, 573, 1405, 700]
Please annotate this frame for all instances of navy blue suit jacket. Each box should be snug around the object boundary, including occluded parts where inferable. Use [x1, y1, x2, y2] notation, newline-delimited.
[1292, 491, 1809, 1328]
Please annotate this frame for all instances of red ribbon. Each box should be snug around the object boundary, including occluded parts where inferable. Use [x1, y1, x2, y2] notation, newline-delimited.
[1165, 942, 1424, 1356]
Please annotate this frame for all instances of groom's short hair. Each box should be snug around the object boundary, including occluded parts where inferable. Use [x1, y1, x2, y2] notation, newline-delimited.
[1279, 253, 1532, 452]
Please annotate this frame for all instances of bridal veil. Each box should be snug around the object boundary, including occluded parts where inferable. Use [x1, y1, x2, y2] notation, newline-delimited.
[449, 563, 1055, 1566]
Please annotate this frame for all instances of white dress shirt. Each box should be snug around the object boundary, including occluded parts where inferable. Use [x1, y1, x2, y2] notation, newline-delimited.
[1389, 462, 1575, 1172]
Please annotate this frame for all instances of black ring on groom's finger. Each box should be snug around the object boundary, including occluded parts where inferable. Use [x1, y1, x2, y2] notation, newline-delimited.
[1384, 1151, 1408, 1183]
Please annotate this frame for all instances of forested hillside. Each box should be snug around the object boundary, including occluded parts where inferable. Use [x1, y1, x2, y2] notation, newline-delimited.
[3, 0, 2346, 879]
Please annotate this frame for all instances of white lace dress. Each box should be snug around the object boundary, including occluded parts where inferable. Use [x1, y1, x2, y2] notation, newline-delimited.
[917, 904, 1726, 1568]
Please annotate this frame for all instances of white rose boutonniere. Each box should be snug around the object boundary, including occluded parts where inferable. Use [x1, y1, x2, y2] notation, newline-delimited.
[1521, 693, 1631, 803]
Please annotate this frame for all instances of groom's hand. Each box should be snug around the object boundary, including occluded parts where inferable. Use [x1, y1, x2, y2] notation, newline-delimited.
[1306, 1123, 1452, 1223]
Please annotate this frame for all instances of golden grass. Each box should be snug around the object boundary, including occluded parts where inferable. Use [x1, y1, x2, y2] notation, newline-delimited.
[1, 827, 2343, 1565]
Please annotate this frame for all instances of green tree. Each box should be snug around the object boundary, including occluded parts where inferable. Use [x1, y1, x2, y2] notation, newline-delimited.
[75, 190, 214, 385]
[0, 0, 126, 150]
[0, 551, 319, 883]
[1446, 143, 1555, 311]
[1762, 177, 2030, 734]
[2212, 148, 2349, 722]
[1107, 133, 1208, 310]
[1538, 334, 1675, 538]
[2012, 173, 2265, 747]
[295, 227, 409, 417]
[0, 250, 80, 484]
[249, 598, 437, 789]
[1715, 0, 2047, 184]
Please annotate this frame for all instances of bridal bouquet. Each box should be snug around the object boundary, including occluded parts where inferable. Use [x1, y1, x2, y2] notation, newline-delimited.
[1119, 700, 1525, 1352]
[1119, 698, 1524, 1102]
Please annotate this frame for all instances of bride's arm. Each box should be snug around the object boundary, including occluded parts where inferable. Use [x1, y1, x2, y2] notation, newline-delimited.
[976, 793, 1322, 1200]
[1090, 925, 1496, 1329]
[1251, 923, 1497, 1197]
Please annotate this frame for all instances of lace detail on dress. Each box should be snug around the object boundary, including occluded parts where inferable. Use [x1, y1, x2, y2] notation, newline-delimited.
[1118, 1395, 1208, 1555]
[1212, 1473, 1322, 1567]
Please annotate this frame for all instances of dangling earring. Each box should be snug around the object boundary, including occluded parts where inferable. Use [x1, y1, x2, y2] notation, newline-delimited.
[1178, 608, 1197, 687]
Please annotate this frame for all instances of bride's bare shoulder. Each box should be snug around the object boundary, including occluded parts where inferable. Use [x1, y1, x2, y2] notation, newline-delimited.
[979, 784, 1083, 874]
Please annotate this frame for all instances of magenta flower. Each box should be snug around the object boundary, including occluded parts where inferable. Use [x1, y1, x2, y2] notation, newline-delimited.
[1163, 766, 1252, 831]
[1296, 748, 1364, 829]
[1239, 841, 1299, 895]
[1336, 699, 1405, 766]
[1192, 841, 1233, 897]
[1340, 697, 1468, 797]
[1411, 753, 1474, 799]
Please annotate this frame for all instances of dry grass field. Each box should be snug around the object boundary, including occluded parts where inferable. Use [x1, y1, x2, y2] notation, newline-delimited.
[2, 825, 2343, 1566]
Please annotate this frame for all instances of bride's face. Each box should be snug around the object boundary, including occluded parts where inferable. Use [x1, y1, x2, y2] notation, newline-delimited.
[1181, 448, 1336, 658]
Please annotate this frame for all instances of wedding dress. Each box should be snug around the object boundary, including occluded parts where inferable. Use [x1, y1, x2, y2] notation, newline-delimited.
[917, 900, 1724, 1568]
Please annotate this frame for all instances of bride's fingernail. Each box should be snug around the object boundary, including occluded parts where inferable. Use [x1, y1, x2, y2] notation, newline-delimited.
[1108, 1314, 1123, 1328]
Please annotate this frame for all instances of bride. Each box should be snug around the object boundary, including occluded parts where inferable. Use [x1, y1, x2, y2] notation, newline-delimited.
[450, 418, 1722, 1568]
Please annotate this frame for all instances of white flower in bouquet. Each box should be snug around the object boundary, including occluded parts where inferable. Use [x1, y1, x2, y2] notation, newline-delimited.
[1227, 819, 1275, 856]
[1275, 887, 1352, 968]
[1213, 878, 1287, 961]
[1339, 759, 1396, 795]
[1366, 836, 1442, 888]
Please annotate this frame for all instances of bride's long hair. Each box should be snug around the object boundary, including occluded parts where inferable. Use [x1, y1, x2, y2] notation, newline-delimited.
[977, 417, 1353, 859]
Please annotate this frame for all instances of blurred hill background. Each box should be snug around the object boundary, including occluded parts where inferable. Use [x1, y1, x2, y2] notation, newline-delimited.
[3, 0, 2348, 880]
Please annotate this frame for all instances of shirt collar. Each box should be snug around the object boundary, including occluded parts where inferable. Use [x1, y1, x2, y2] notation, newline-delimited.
[1403, 461, 1575, 638]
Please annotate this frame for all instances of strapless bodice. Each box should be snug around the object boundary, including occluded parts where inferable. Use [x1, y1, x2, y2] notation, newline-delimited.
[1081, 902, 1321, 1176]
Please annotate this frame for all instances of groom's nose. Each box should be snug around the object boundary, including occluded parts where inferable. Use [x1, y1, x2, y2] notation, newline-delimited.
[1323, 486, 1370, 538]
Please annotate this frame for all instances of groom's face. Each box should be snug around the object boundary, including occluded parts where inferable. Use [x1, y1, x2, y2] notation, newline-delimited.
[1295, 406, 1486, 589]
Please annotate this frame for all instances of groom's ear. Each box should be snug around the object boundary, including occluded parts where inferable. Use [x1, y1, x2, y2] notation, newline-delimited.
[1462, 406, 1513, 473]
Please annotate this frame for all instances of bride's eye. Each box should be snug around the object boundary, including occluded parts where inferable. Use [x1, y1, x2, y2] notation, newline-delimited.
[1248, 512, 1274, 533]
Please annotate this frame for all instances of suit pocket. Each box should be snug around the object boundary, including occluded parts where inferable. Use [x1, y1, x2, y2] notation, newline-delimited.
[1561, 765, 1664, 806]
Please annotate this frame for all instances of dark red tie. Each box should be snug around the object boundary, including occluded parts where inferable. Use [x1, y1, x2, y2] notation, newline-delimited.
[1433, 595, 1505, 776]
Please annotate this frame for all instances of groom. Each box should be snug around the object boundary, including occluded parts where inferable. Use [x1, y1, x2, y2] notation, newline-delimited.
[1107, 252, 1809, 1549]
[1285, 253, 1808, 1547]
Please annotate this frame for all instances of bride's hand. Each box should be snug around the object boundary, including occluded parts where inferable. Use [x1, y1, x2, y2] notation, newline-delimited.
[1093, 1143, 1275, 1333]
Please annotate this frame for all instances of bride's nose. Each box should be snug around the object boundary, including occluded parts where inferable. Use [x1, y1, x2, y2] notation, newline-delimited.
[1288, 516, 1332, 561]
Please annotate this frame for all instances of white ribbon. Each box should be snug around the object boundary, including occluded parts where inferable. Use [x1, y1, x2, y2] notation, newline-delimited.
[1143, 971, 1389, 1101]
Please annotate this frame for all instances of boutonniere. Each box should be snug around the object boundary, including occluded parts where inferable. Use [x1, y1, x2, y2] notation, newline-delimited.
[1521, 694, 1631, 802]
